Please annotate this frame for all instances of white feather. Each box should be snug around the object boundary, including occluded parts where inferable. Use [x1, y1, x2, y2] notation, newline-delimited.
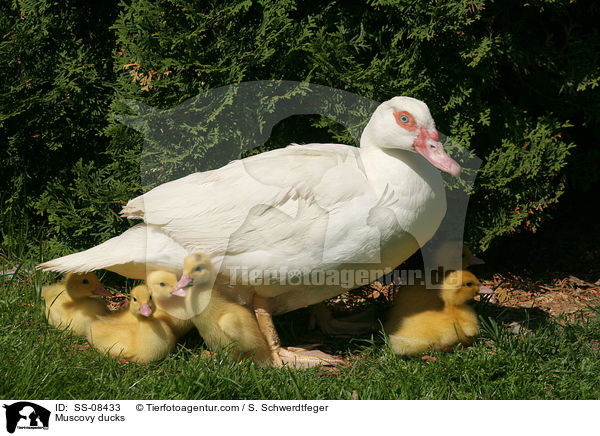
[39, 97, 455, 314]
[39, 224, 187, 280]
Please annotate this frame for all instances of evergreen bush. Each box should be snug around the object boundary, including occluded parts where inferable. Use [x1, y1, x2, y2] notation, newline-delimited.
[1, 0, 598, 259]
[0, 0, 119, 254]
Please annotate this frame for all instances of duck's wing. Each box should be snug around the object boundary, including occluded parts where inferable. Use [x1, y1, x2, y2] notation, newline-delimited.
[120, 144, 377, 262]
[39, 144, 380, 279]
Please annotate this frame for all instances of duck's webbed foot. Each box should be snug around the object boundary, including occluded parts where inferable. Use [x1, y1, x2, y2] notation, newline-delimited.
[253, 295, 347, 368]
[277, 345, 347, 368]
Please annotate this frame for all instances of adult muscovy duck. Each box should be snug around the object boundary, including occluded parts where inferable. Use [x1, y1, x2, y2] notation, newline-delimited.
[39, 96, 461, 365]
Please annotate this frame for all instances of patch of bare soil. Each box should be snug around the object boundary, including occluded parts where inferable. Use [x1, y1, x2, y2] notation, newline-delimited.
[322, 265, 600, 333]
[104, 290, 129, 312]
[478, 272, 600, 320]
[324, 271, 598, 330]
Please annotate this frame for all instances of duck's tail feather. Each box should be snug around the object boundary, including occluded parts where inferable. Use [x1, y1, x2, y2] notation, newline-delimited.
[37, 237, 139, 277]
[120, 197, 145, 219]
[36, 224, 188, 279]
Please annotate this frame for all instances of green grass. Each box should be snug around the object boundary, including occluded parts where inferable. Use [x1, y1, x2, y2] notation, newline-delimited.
[2, 259, 600, 400]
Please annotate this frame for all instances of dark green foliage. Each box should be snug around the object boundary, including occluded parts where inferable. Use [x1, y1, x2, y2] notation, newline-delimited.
[1, 0, 599, 258]
[0, 0, 120, 255]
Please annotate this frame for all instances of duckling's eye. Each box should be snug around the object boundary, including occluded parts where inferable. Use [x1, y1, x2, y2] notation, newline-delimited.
[194, 266, 205, 272]
[149, 295, 153, 300]
[82, 279, 89, 284]
[133, 297, 137, 302]
[159, 282, 166, 287]
[465, 282, 473, 287]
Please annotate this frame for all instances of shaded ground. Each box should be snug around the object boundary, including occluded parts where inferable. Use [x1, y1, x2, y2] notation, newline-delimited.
[474, 188, 600, 322]
[294, 188, 600, 350]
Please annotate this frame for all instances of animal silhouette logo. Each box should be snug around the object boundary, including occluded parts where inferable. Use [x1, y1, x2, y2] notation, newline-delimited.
[2, 402, 50, 433]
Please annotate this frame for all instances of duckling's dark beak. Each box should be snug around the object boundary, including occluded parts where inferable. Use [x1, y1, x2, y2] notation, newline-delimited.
[469, 255, 485, 266]
[93, 284, 111, 297]
[172, 274, 192, 297]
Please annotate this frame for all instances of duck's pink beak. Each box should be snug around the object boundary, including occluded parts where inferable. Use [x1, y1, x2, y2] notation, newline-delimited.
[477, 285, 494, 295]
[171, 274, 191, 297]
[92, 284, 111, 297]
[414, 127, 461, 177]
[140, 303, 153, 317]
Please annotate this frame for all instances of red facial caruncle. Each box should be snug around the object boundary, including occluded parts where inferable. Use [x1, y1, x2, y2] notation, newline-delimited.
[414, 126, 439, 149]
[394, 110, 461, 177]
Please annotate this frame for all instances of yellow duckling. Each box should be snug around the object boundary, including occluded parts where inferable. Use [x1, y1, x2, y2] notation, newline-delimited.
[172, 253, 271, 365]
[87, 285, 176, 363]
[41, 272, 110, 336]
[384, 270, 493, 355]
[146, 270, 194, 338]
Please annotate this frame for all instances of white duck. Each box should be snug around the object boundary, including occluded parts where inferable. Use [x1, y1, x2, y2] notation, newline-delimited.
[39, 96, 460, 364]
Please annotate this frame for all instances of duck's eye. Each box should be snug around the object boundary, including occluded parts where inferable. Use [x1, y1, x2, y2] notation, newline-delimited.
[393, 110, 417, 131]
[195, 266, 205, 272]
[82, 279, 89, 284]
[159, 282, 166, 287]
[465, 282, 473, 287]
[133, 297, 137, 302]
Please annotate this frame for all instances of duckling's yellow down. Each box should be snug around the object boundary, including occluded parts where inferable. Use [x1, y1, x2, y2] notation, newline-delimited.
[384, 270, 483, 355]
[175, 253, 272, 365]
[41, 272, 109, 336]
[87, 285, 175, 363]
[146, 270, 194, 338]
